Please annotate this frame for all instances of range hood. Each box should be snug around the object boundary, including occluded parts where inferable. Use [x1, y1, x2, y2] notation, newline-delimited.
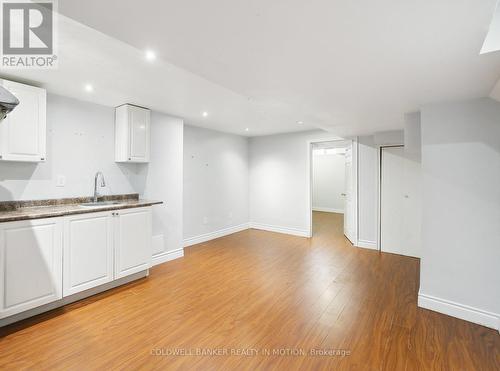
[0, 85, 19, 121]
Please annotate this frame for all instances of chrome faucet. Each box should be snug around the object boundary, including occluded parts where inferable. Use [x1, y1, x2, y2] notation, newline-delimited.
[93, 171, 106, 202]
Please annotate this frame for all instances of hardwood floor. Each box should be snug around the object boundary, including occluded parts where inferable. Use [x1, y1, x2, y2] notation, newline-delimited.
[1, 212, 498, 370]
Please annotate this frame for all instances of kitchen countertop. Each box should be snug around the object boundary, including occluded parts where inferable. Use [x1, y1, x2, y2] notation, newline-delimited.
[0, 194, 162, 223]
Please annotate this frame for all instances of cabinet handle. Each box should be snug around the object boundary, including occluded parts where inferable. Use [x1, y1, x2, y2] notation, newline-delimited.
[40, 157, 45, 161]
[128, 158, 131, 160]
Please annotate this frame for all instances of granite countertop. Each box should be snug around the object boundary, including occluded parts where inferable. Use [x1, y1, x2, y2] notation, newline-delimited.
[0, 194, 163, 223]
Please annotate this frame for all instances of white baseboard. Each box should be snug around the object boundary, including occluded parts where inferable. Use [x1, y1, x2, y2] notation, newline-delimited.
[312, 207, 344, 214]
[249, 222, 310, 238]
[356, 239, 378, 250]
[152, 248, 184, 266]
[418, 292, 499, 330]
[183, 223, 250, 247]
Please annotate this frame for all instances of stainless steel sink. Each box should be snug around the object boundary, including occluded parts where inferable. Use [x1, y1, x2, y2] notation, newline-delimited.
[79, 201, 122, 207]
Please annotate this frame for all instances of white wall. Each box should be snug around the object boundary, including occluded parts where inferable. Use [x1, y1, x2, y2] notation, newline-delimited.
[249, 130, 344, 236]
[183, 125, 249, 243]
[312, 151, 345, 213]
[0, 94, 184, 258]
[374, 130, 404, 146]
[404, 112, 422, 161]
[140, 112, 184, 258]
[419, 98, 500, 329]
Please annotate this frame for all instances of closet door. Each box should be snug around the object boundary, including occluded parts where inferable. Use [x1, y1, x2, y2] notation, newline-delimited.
[380, 146, 420, 258]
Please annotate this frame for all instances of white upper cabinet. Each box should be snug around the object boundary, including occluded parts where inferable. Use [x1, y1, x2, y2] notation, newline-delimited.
[0, 79, 47, 162]
[115, 104, 150, 163]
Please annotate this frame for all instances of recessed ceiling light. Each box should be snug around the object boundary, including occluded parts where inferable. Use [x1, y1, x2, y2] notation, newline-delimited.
[202, 111, 208, 117]
[84, 84, 93, 92]
[245, 128, 249, 132]
[297, 121, 304, 124]
[145, 50, 156, 61]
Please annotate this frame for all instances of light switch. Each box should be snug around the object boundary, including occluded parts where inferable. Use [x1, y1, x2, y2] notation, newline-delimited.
[56, 175, 66, 187]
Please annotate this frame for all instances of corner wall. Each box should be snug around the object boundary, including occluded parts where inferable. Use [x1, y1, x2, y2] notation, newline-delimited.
[183, 125, 249, 246]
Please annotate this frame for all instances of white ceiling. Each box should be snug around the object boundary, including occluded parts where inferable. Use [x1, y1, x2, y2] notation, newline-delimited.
[4, 0, 500, 137]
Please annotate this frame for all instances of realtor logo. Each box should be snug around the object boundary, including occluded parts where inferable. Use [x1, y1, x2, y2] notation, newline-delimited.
[1, 0, 57, 68]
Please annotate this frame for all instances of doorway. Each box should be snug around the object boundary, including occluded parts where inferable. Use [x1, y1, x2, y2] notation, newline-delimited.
[308, 140, 356, 243]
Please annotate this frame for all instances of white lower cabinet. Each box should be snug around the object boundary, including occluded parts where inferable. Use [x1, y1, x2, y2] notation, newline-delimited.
[63, 211, 114, 296]
[64, 207, 152, 295]
[0, 218, 63, 319]
[0, 206, 153, 320]
[114, 207, 152, 279]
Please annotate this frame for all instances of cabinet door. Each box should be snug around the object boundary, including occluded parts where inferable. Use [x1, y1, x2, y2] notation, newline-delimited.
[0, 80, 46, 162]
[129, 106, 150, 162]
[114, 207, 152, 279]
[63, 212, 114, 296]
[0, 218, 62, 319]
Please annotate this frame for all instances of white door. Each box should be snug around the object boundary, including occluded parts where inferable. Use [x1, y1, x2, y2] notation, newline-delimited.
[380, 146, 421, 257]
[0, 80, 46, 162]
[129, 106, 150, 162]
[343, 144, 355, 243]
[0, 218, 63, 319]
[63, 212, 114, 296]
[114, 207, 152, 279]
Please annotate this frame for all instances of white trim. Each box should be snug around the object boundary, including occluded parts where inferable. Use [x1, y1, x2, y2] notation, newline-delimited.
[312, 207, 344, 214]
[356, 239, 378, 250]
[183, 223, 250, 247]
[418, 292, 499, 330]
[250, 222, 309, 238]
[152, 248, 184, 266]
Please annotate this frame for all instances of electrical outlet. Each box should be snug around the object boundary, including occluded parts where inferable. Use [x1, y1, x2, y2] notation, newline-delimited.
[203, 217, 208, 225]
[56, 175, 66, 187]
[228, 212, 233, 219]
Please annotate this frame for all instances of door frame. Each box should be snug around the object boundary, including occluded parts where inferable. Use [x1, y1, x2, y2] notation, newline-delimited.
[306, 137, 358, 242]
[378, 145, 404, 252]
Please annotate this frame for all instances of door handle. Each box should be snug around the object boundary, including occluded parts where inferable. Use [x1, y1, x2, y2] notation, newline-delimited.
[341, 193, 347, 196]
